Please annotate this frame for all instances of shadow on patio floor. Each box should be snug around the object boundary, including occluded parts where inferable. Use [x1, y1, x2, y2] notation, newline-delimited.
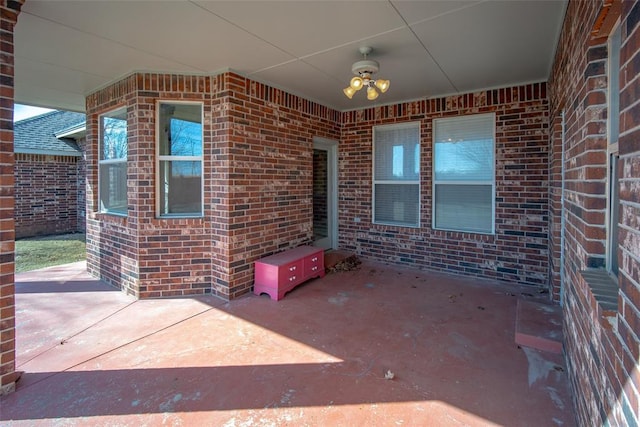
[2, 260, 575, 426]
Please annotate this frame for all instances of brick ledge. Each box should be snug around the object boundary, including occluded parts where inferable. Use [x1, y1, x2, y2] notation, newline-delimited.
[579, 269, 618, 317]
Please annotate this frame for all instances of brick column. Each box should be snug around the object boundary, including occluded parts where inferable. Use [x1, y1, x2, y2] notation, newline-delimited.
[0, 0, 24, 395]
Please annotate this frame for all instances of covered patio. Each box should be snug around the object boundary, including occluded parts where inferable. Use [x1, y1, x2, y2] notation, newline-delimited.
[2, 1, 640, 425]
[2, 261, 573, 426]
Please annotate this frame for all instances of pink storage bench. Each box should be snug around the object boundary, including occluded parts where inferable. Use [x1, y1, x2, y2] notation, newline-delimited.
[253, 246, 325, 301]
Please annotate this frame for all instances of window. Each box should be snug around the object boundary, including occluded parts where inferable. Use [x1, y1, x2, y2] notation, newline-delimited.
[373, 122, 420, 227]
[606, 24, 621, 277]
[433, 113, 495, 234]
[158, 102, 203, 217]
[99, 108, 128, 215]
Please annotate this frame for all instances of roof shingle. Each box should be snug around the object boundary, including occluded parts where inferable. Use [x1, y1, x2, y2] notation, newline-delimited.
[14, 110, 86, 156]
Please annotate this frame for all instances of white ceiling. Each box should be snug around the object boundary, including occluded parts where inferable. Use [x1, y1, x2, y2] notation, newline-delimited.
[14, 0, 567, 113]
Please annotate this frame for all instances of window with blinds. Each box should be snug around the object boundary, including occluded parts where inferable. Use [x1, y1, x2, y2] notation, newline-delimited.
[433, 113, 495, 234]
[373, 122, 420, 227]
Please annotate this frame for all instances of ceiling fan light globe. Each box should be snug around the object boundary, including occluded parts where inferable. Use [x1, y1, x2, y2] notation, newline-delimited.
[375, 79, 390, 93]
[350, 76, 364, 90]
[367, 86, 379, 100]
[343, 86, 356, 99]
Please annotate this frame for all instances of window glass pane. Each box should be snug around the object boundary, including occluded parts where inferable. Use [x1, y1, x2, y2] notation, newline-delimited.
[158, 103, 203, 217]
[373, 123, 420, 227]
[374, 184, 419, 226]
[159, 160, 202, 215]
[99, 108, 127, 215]
[99, 162, 127, 214]
[434, 114, 494, 181]
[434, 114, 493, 143]
[392, 145, 404, 177]
[101, 114, 127, 160]
[168, 118, 202, 156]
[434, 184, 492, 233]
[433, 114, 494, 233]
[434, 138, 493, 181]
[374, 125, 419, 181]
[159, 104, 202, 156]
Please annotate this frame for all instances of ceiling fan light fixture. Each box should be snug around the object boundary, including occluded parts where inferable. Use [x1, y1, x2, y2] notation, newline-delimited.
[343, 86, 356, 99]
[375, 79, 390, 93]
[342, 46, 389, 101]
[367, 86, 379, 100]
[350, 76, 364, 90]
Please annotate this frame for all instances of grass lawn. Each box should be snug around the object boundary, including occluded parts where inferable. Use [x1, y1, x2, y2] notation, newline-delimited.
[15, 233, 86, 273]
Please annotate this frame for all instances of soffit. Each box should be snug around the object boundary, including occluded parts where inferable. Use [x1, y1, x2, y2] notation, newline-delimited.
[14, 0, 567, 112]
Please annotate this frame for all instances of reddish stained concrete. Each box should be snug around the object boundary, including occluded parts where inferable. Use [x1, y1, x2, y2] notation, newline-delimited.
[515, 299, 564, 354]
[1, 260, 575, 426]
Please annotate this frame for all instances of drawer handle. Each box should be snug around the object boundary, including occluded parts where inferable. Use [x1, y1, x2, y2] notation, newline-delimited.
[289, 276, 296, 281]
[312, 266, 318, 271]
[311, 257, 318, 262]
[289, 266, 296, 271]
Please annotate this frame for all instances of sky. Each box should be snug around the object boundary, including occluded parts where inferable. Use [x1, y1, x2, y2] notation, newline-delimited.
[13, 104, 54, 122]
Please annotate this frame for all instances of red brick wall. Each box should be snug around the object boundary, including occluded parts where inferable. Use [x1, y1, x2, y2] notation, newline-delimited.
[87, 75, 549, 296]
[617, 0, 640, 425]
[86, 74, 214, 298]
[0, 0, 24, 396]
[85, 75, 139, 296]
[14, 152, 84, 238]
[86, 72, 339, 299]
[549, 0, 640, 425]
[76, 138, 86, 232]
[340, 86, 550, 288]
[222, 75, 340, 297]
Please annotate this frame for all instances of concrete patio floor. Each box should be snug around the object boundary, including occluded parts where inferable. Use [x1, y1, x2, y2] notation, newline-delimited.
[1, 259, 575, 426]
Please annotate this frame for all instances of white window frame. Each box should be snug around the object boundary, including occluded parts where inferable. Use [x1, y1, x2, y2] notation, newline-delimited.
[156, 101, 204, 218]
[432, 113, 496, 234]
[372, 121, 421, 228]
[606, 22, 621, 278]
[98, 107, 128, 216]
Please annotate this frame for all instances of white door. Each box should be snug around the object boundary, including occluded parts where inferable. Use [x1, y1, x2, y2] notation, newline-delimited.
[312, 138, 338, 250]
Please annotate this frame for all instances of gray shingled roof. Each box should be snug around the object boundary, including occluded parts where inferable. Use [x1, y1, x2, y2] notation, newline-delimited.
[14, 110, 86, 156]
